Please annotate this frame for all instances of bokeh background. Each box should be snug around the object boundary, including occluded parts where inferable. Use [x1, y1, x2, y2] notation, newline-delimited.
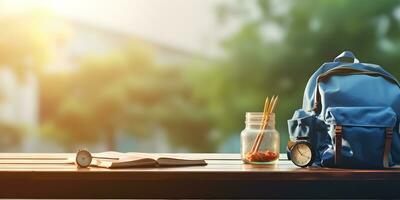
[1, 0, 400, 153]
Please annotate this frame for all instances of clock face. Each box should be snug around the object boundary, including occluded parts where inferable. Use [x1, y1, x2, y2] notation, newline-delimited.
[75, 150, 93, 168]
[291, 142, 313, 167]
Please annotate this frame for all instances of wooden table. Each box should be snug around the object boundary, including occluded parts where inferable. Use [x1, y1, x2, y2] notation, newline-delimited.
[0, 153, 399, 199]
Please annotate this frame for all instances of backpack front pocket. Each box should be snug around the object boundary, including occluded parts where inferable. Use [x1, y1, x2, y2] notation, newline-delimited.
[322, 107, 396, 168]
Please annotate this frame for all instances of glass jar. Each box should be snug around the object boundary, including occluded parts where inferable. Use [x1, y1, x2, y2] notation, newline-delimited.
[241, 112, 280, 164]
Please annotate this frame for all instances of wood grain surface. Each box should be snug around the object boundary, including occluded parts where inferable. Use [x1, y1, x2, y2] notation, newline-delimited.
[0, 153, 398, 198]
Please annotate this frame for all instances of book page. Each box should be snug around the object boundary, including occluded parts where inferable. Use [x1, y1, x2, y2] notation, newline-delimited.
[92, 151, 126, 159]
[95, 157, 157, 168]
[92, 152, 207, 168]
[123, 152, 162, 160]
[122, 153, 207, 166]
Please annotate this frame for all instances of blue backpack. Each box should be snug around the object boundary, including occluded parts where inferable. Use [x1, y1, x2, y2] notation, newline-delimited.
[288, 51, 400, 168]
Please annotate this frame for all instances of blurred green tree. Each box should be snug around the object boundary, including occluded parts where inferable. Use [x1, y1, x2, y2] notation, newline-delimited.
[41, 41, 213, 151]
[195, 0, 400, 151]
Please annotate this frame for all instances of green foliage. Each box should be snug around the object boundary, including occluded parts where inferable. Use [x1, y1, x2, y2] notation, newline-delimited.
[198, 0, 400, 151]
[41, 41, 214, 151]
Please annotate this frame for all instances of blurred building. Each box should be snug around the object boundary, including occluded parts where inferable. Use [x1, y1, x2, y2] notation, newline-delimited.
[0, 68, 38, 152]
[50, 19, 197, 72]
[0, 68, 37, 126]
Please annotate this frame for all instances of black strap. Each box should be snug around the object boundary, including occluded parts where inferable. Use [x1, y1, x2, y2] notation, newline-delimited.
[335, 125, 342, 166]
[383, 128, 393, 168]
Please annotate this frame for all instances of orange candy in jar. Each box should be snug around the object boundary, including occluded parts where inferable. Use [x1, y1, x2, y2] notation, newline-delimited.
[241, 112, 280, 164]
[245, 150, 279, 162]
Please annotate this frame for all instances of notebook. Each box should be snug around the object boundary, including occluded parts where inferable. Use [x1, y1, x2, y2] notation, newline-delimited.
[92, 152, 207, 168]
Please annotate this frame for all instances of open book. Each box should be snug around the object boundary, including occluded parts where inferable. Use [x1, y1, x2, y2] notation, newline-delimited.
[91, 152, 207, 168]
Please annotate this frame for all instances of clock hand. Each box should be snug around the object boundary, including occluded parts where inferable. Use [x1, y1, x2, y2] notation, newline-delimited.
[296, 147, 304, 156]
[296, 147, 311, 159]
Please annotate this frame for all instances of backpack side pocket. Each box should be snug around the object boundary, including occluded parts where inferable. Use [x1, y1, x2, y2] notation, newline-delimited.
[287, 109, 327, 165]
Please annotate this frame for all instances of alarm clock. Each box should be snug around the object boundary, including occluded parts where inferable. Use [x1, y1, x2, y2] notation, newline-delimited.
[75, 149, 120, 168]
[75, 149, 93, 168]
[288, 138, 314, 167]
